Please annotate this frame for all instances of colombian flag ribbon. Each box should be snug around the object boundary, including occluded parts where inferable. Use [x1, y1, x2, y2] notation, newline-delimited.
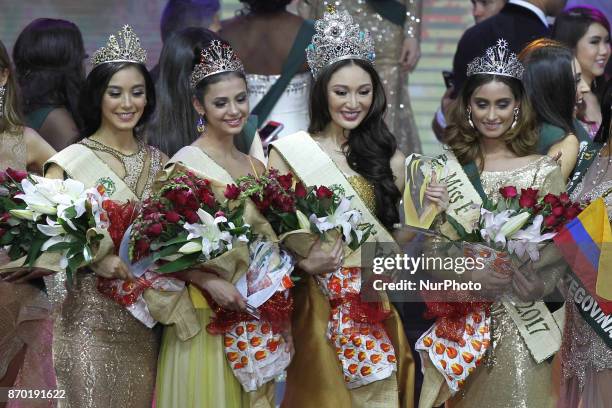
[554, 198, 612, 313]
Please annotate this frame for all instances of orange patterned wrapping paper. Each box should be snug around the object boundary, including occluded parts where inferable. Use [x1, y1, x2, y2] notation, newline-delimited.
[416, 311, 491, 392]
[317, 267, 397, 388]
[224, 320, 291, 392]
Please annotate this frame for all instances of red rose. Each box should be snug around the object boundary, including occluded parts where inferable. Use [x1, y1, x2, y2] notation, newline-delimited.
[176, 190, 190, 206]
[499, 186, 518, 199]
[315, 185, 334, 199]
[202, 194, 215, 209]
[6, 168, 28, 182]
[146, 223, 163, 237]
[544, 215, 558, 227]
[563, 206, 580, 220]
[135, 239, 150, 254]
[224, 184, 241, 200]
[552, 206, 564, 217]
[186, 195, 199, 210]
[277, 174, 293, 190]
[295, 182, 307, 198]
[543, 193, 558, 206]
[559, 192, 570, 205]
[184, 211, 200, 224]
[165, 211, 181, 223]
[518, 188, 538, 208]
[214, 210, 226, 218]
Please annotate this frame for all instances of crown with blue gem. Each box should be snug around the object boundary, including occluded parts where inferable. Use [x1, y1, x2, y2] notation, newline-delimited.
[306, 7, 375, 79]
[467, 39, 524, 80]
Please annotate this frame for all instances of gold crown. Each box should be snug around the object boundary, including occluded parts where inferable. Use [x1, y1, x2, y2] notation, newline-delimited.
[190, 40, 245, 88]
[91, 25, 147, 67]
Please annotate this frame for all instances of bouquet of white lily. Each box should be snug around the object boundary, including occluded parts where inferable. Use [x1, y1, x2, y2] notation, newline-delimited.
[0, 172, 112, 281]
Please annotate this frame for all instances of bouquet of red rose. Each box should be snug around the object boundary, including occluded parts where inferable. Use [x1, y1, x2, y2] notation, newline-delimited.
[233, 170, 399, 389]
[417, 186, 584, 393]
[0, 168, 113, 283]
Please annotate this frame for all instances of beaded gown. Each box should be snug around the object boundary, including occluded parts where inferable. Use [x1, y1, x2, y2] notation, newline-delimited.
[559, 145, 612, 408]
[300, 0, 422, 155]
[0, 130, 55, 408]
[445, 156, 565, 408]
[45, 138, 163, 408]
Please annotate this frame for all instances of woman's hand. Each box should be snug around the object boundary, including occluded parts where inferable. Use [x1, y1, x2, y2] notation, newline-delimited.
[425, 173, 449, 211]
[297, 236, 343, 275]
[182, 269, 247, 311]
[511, 264, 545, 301]
[2, 267, 55, 283]
[90, 254, 134, 281]
[468, 265, 512, 296]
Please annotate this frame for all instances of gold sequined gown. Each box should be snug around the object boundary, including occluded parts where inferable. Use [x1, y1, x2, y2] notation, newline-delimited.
[559, 149, 612, 408]
[0, 130, 55, 408]
[45, 139, 163, 408]
[446, 156, 565, 408]
[279, 172, 414, 408]
[300, 0, 422, 155]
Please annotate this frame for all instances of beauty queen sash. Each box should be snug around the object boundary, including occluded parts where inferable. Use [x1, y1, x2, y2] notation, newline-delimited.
[414, 152, 562, 395]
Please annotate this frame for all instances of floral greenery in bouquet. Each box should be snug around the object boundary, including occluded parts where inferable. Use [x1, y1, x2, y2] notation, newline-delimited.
[446, 186, 584, 262]
[229, 168, 375, 254]
[1, 170, 110, 282]
[129, 170, 251, 274]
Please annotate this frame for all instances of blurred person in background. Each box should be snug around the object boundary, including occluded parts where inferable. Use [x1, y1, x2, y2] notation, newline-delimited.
[220, 0, 313, 152]
[471, 0, 508, 23]
[150, 0, 222, 81]
[553, 6, 611, 139]
[12, 18, 86, 151]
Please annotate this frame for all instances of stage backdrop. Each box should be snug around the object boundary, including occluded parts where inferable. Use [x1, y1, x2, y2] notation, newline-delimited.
[0, 0, 472, 155]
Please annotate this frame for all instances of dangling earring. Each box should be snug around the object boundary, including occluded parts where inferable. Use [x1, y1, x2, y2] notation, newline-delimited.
[466, 106, 475, 129]
[0, 85, 6, 118]
[197, 115, 207, 133]
[511, 107, 520, 129]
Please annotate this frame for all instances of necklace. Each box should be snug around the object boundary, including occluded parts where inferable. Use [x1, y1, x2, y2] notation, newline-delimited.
[81, 137, 147, 192]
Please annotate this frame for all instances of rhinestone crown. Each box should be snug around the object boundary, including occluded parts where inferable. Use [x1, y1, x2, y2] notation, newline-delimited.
[91, 25, 147, 67]
[467, 39, 524, 80]
[190, 40, 245, 88]
[306, 9, 375, 79]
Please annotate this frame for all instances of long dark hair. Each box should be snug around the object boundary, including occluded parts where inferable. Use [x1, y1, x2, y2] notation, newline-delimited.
[595, 78, 612, 144]
[148, 28, 219, 156]
[518, 39, 576, 135]
[0, 40, 25, 133]
[12, 18, 85, 129]
[445, 74, 538, 169]
[240, 0, 291, 13]
[552, 6, 611, 96]
[309, 59, 400, 230]
[78, 62, 156, 139]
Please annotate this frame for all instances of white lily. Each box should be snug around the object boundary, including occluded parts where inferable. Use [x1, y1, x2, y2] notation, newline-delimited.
[15, 178, 57, 216]
[479, 208, 513, 246]
[37, 217, 66, 237]
[499, 212, 531, 239]
[507, 214, 557, 261]
[309, 197, 362, 245]
[296, 210, 311, 230]
[179, 208, 232, 258]
[9, 209, 39, 221]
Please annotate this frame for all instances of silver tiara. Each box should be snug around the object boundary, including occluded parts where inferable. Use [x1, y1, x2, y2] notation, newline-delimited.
[467, 39, 524, 80]
[91, 25, 147, 67]
[306, 9, 375, 79]
[190, 40, 245, 88]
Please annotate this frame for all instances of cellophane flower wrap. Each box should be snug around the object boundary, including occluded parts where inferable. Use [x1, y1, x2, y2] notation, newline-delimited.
[417, 186, 584, 392]
[233, 169, 398, 388]
[0, 170, 114, 282]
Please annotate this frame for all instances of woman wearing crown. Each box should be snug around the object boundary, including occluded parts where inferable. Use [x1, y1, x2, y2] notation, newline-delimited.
[154, 38, 293, 408]
[43, 26, 166, 407]
[267, 9, 423, 408]
[414, 40, 566, 408]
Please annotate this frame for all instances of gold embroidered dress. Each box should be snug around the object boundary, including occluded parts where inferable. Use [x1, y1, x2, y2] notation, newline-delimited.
[44, 138, 163, 408]
[0, 130, 55, 408]
[301, 0, 422, 155]
[269, 132, 415, 408]
[442, 156, 565, 408]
